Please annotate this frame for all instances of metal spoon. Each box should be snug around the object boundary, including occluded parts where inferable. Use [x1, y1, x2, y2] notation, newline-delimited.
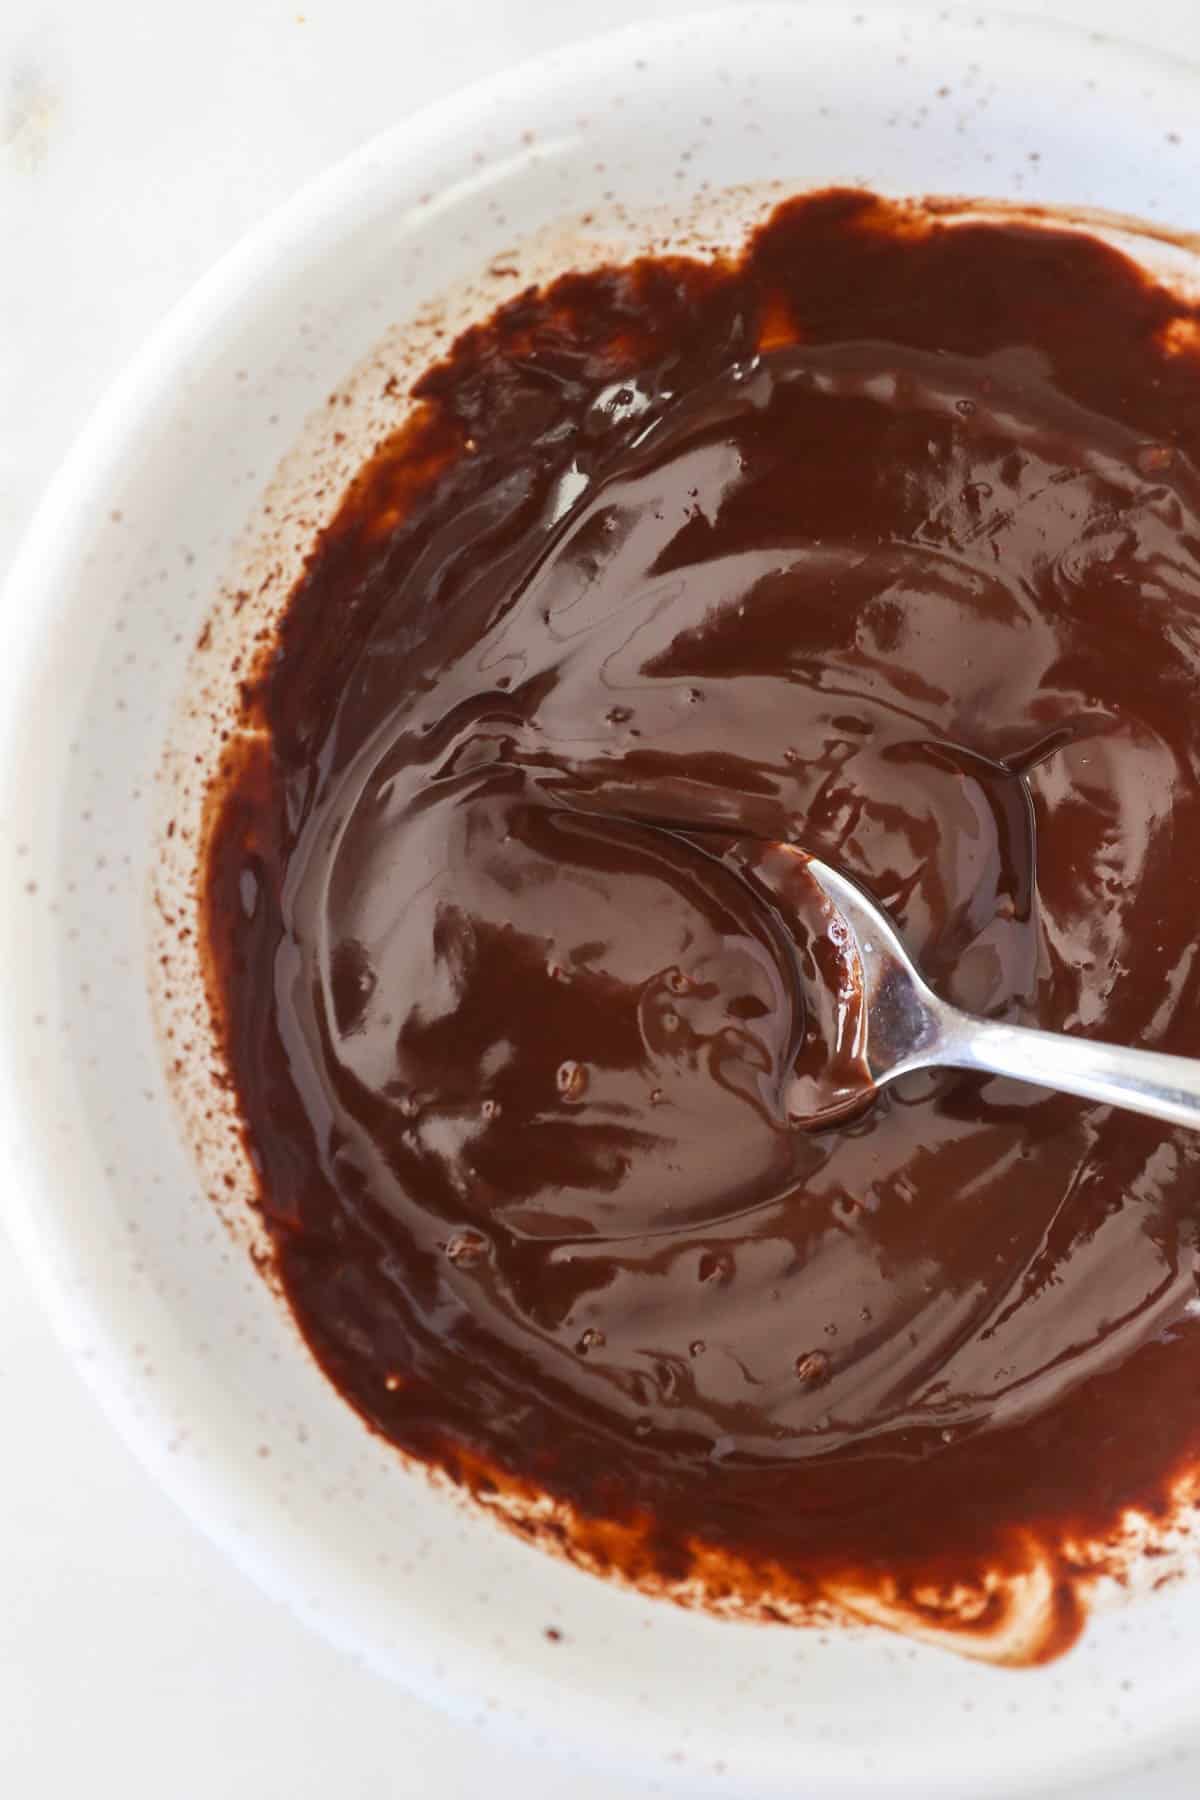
[795, 851, 1200, 1130]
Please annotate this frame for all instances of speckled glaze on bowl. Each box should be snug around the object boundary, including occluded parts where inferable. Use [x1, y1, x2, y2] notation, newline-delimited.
[3, 6, 1200, 1794]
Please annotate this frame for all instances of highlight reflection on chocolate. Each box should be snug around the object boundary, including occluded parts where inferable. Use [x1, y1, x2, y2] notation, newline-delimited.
[202, 190, 1200, 1662]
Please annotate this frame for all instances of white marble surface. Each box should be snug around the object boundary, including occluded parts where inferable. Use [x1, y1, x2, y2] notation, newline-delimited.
[2, 2, 1199, 1794]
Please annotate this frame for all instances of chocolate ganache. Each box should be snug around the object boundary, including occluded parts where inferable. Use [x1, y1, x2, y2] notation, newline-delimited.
[202, 191, 1200, 1660]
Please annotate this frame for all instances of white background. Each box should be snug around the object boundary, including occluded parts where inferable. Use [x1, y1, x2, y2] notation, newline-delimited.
[2, 2, 1198, 1794]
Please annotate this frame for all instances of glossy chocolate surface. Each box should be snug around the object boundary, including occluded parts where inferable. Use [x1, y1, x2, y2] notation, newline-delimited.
[203, 192, 1200, 1658]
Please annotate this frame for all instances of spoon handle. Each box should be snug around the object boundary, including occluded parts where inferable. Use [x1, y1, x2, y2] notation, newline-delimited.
[935, 1009, 1200, 1131]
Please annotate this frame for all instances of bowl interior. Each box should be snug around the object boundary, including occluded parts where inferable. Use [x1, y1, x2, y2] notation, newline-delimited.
[4, 6, 1200, 1794]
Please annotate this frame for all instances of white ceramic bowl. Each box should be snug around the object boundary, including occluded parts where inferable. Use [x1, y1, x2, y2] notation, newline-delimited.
[5, 5, 1200, 1794]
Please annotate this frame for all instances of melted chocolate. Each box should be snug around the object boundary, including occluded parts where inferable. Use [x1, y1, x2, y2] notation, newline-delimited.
[203, 191, 1200, 1660]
